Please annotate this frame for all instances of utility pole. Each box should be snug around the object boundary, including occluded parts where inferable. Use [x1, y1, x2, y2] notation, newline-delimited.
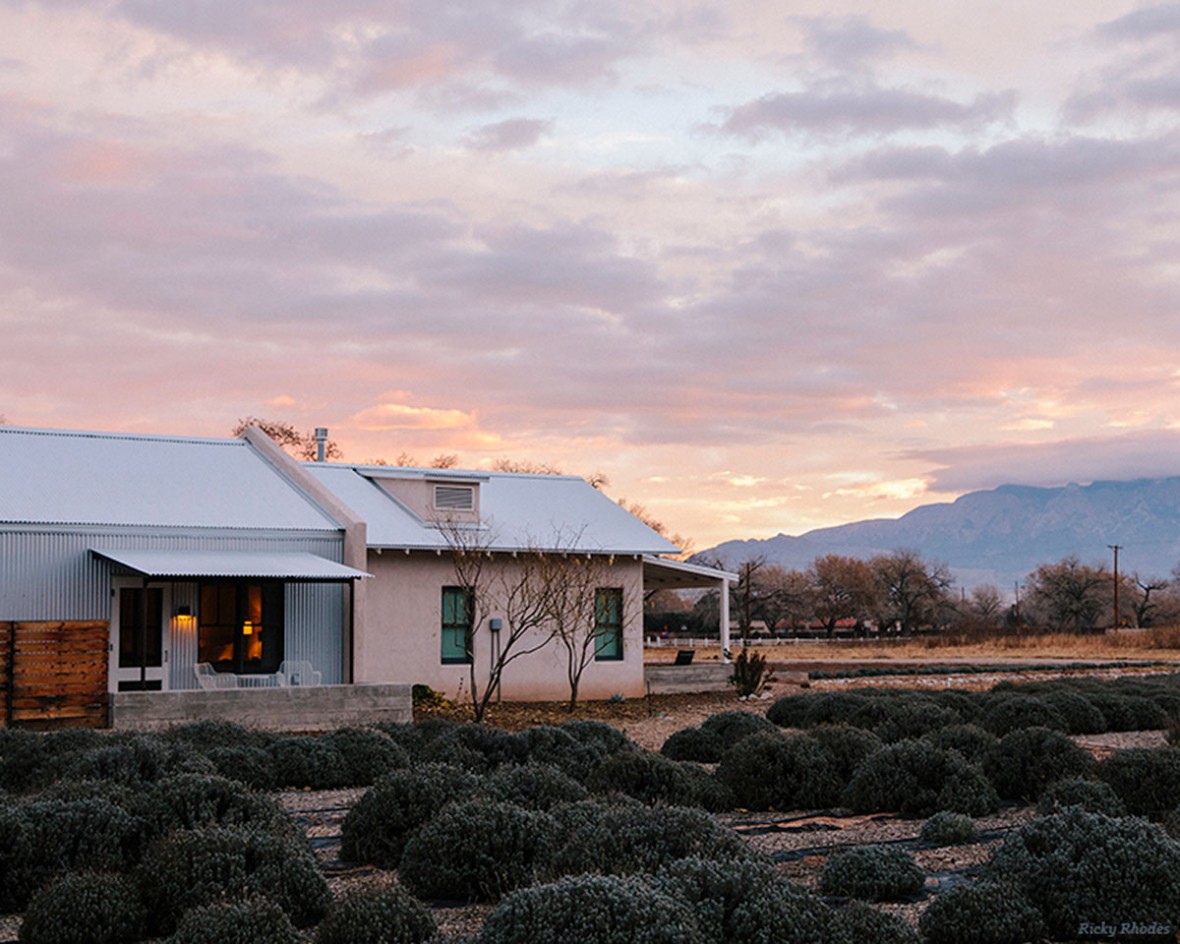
[1108, 544, 1122, 630]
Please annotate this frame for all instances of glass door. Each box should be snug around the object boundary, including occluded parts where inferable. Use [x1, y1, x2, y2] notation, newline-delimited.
[113, 581, 167, 691]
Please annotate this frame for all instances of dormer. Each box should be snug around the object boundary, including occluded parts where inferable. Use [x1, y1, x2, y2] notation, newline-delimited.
[366, 469, 485, 526]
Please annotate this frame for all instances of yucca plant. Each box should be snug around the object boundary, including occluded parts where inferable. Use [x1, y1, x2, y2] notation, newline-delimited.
[729, 647, 772, 698]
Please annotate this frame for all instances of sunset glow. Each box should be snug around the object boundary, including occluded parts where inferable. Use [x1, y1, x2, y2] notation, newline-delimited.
[3, 2, 1180, 549]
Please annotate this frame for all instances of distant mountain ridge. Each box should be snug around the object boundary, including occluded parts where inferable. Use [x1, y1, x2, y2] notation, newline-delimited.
[699, 477, 1180, 592]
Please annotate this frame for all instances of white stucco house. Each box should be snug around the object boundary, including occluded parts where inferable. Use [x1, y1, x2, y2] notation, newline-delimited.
[304, 461, 734, 703]
[0, 423, 734, 726]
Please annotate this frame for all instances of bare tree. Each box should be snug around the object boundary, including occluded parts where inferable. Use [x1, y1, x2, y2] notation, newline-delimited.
[232, 417, 342, 461]
[870, 548, 955, 634]
[616, 499, 695, 560]
[967, 584, 1006, 626]
[438, 522, 557, 723]
[730, 557, 767, 640]
[379, 451, 458, 468]
[1132, 574, 1170, 628]
[756, 567, 814, 636]
[1023, 556, 1109, 632]
[492, 458, 565, 475]
[809, 554, 876, 637]
[540, 550, 616, 710]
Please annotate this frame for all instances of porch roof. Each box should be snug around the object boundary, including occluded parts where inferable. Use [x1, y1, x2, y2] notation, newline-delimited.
[90, 548, 371, 581]
[642, 555, 737, 590]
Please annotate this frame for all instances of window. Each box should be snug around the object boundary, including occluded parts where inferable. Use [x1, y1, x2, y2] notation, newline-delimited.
[594, 588, 623, 661]
[118, 587, 163, 670]
[198, 582, 284, 675]
[441, 586, 473, 664]
[434, 484, 475, 512]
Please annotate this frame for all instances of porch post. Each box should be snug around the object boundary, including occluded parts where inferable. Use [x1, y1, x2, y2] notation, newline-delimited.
[719, 576, 731, 663]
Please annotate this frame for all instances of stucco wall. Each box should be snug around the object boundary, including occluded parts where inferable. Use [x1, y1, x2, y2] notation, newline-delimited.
[356, 550, 646, 702]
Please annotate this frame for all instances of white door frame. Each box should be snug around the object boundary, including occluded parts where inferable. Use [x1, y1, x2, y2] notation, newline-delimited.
[109, 577, 171, 693]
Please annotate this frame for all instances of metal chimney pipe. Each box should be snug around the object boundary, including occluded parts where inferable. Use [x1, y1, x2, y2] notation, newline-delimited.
[314, 427, 328, 463]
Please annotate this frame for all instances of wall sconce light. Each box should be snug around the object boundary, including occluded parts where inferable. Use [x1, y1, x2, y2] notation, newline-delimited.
[172, 605, 195, 628]
[176, 605, 192, 618]
[242, 620, 255, 636]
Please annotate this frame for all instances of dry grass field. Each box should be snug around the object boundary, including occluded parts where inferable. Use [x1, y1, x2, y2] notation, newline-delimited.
[645, 625, 1180, 666]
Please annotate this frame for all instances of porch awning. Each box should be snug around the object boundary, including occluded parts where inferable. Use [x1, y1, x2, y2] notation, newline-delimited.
[642, 555, 738, 590]
[90, 549, 371, 581]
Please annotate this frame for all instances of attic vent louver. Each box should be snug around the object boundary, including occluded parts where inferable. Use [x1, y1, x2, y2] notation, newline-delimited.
[434, 484, 475, 512]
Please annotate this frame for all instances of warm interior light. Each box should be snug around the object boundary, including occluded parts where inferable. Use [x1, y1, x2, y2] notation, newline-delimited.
[242, 620, 255, 636]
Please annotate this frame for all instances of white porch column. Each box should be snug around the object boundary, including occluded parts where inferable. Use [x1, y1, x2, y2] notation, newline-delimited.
[719, 576, 731, 663]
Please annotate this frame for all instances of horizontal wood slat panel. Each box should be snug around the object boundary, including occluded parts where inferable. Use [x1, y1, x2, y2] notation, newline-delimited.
[14, 681, 108, 696]
[12, 689, 109, 703]
[6, 620, 110, 730]
[14, 657, 108, 671]
[15, 637, 108, 649]
[12, 707, 108, 722]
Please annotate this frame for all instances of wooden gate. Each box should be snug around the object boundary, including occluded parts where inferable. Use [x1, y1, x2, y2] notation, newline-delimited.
[0, 621, 110, 729]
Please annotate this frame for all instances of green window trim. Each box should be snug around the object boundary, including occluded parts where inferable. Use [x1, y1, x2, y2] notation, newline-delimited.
[441, 586, 473, 665]
[594, 587, 624, 662]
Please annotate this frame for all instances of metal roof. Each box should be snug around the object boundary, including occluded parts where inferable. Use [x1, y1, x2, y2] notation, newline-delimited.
[643, 555, 738, 589]
[91, 548, 370, 580]
[0, 426, 341, 531]
[304, 463, 680, 555]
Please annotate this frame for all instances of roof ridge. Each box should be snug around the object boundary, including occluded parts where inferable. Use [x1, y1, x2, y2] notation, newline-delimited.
[0, 426, 241, 446]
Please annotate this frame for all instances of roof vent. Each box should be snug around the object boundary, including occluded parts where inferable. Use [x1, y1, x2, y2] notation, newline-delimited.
[314, 428, 328, 463]
[434, 484, 475, 512]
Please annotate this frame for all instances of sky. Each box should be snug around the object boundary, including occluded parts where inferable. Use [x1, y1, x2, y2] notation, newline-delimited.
[2, 1, 1180, 551]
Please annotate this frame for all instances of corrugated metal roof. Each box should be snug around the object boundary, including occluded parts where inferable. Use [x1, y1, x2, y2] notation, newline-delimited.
[304, 463, 680, 555]
[0, 427, 341, 531]
[643, 555, 738, 588]
[91, 548, 370, 580]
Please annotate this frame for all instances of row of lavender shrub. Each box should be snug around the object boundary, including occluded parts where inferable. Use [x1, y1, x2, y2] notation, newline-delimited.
[4, 697, 1180, 943]
[807, 659, 1167, 680]
[766, 674, 1180, 736]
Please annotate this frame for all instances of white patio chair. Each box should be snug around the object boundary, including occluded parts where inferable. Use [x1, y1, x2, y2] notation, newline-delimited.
[194, 662, 239, 690]
[279, 660, 322, 687]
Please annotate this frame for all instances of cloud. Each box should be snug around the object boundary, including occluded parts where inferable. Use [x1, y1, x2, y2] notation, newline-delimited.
[1096, 3, 1180, 42]
[719, 82, 1014, 139]
[903, 430, 1180, 493]
[8, 2, 1180, 549]
[464, 117, 552, 152]
[794, 14, 919, 70]
[351, 400, 476, 431]
[80, 0, 653, 103]
[1067, 3, 1180, 118]
[840, 133, 1180, 207]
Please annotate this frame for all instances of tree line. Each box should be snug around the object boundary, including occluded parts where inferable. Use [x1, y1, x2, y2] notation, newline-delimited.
[647, 549, 1180, 639]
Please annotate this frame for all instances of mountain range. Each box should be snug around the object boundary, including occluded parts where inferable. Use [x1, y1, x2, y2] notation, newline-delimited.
[698, 477, 1180, 593]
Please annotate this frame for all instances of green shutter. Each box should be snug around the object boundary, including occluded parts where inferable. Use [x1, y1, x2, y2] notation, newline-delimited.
[594, 588, 623, 661]
[441, 586, 473, 664]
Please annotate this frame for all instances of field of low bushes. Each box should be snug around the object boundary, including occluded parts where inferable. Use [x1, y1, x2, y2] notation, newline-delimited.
[2, 673, 1180, 942]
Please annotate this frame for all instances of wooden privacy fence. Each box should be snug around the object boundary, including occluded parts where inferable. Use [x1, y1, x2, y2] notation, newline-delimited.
[0, 621, 110, 729]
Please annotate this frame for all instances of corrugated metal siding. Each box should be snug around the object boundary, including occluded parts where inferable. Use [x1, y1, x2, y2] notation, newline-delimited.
[285, 583, 344, 685]
[0, 527, 343, 621]
[0, 531, 107, 622]
[168, 582, 200, 691]
[3, 526, 347, 690]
